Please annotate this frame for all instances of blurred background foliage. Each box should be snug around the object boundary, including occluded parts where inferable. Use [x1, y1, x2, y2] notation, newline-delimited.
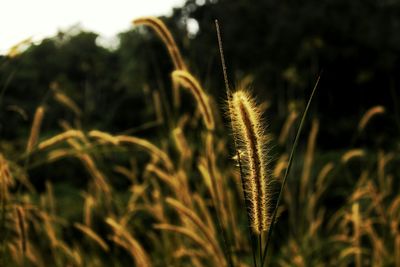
[1, 0, 399, 147]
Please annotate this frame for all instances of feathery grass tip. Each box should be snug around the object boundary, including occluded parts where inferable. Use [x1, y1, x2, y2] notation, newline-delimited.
[229, 90, 273, 234]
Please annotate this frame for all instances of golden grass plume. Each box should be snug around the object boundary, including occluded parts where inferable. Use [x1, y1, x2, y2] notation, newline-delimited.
[228, 89, 273, 234]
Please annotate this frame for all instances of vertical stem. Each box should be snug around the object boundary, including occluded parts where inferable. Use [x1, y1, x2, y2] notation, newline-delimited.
[259, 234, 262, 266]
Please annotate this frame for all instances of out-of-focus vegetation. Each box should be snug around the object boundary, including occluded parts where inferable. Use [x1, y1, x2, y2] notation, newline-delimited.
[1, 0, 400, 266]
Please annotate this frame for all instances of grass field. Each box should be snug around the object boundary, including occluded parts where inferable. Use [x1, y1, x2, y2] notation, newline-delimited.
[1, 17, 399, 267]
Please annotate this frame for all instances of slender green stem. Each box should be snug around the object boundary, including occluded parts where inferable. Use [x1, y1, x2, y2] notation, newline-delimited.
[261, 74, 321, 267]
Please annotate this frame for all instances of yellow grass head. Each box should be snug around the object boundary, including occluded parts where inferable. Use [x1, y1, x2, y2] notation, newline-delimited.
[229, 89, 274, 234]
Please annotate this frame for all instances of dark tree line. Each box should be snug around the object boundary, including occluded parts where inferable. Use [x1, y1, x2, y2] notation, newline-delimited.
[1, 0, 399, 149]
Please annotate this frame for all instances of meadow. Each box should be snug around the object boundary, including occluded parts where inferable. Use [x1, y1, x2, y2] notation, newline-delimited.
[1, 15, 399, 267]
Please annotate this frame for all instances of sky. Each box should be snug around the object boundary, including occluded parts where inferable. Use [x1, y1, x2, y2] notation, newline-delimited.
[0, 0, 186, 55]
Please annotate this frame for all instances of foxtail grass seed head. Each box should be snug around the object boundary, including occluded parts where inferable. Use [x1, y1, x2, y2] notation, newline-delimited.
[172, 70, 215, 130]
[89, 130, 119, 145]
[38, 130, 85, 150]
[358, 105, 385, 132]
[53, 92, 82, 117]
[229, 90, 274, 234]
[26, 106, 45, 153]
[133, 16, 187, 71]
[341, 149, 365, 163]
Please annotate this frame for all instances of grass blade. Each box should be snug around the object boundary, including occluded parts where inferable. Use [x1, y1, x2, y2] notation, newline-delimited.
[261, 73, 322, 266]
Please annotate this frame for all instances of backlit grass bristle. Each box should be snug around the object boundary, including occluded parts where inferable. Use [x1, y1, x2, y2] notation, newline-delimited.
[26, 106, 45, 153]
[133, 16, 187, 71]
[172, 70, 215, 130]
[229, 89, 273, 234]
